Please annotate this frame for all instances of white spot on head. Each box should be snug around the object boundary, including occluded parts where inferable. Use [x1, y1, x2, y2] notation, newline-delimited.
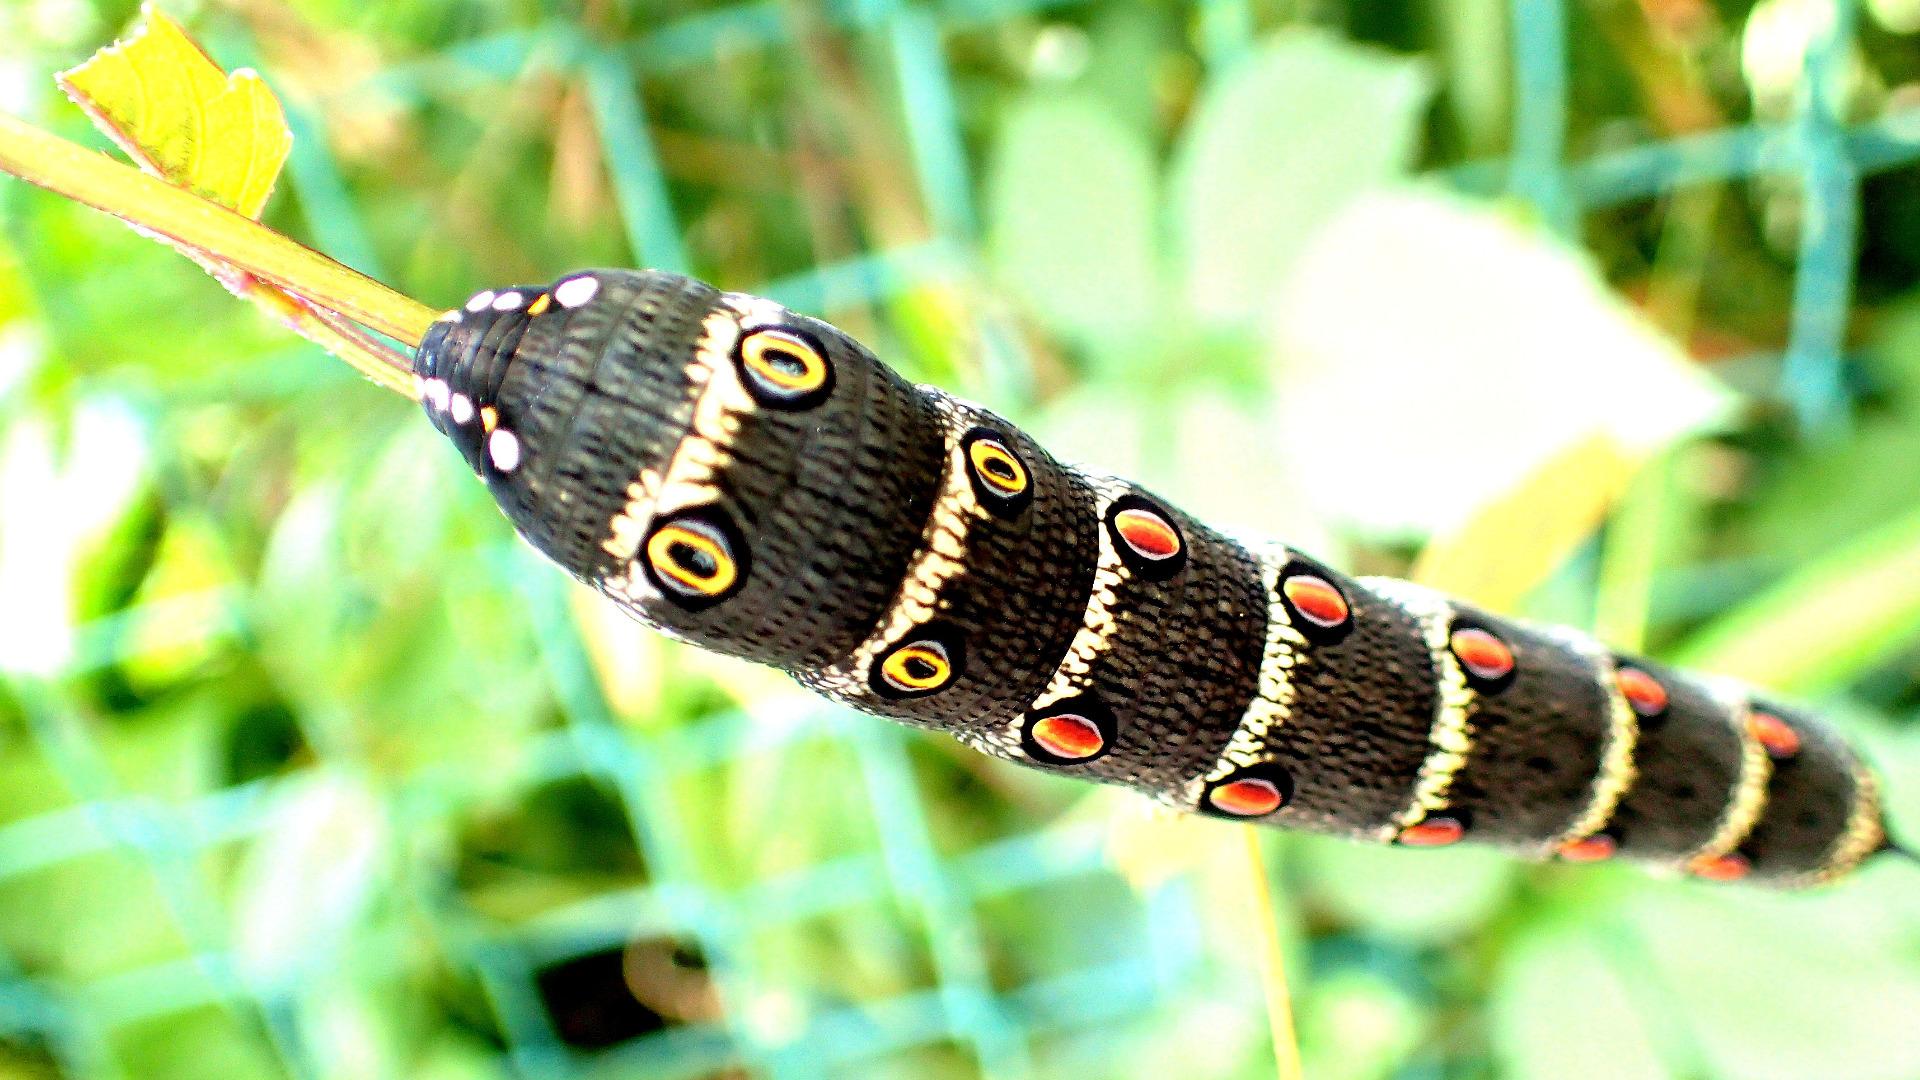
[465, 290, 496, 313]
[450, 394, 474, 425]
[492, 291, 525, 312]
[436, 308, 462, 324]
[554, 276, 600, 309]
[424, 378, 450, 411]
[488, 429, 522, 473]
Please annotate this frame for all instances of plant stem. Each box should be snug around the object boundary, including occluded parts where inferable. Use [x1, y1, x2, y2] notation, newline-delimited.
[0, 112, 440, 348]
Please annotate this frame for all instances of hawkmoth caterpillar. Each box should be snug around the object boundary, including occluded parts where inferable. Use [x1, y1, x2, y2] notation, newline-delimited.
[414, 267, 1903, 888]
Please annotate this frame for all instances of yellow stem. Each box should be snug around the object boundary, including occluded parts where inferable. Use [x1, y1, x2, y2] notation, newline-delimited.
[1242, 826, 1303, 1080]
[0, 112, 440, 347]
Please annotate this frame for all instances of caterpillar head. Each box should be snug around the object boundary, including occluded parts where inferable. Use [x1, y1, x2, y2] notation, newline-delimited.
[413, 269, 944, 670]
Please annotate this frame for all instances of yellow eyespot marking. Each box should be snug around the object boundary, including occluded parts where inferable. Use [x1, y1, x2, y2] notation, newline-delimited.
[646, 524, 738, 597]
[741, 329, 828, 394]
[480, 406, 499, 433]
[881, 642, 953, 693]
[966, 438, 1028, 496]
[527, 293, 552, 316]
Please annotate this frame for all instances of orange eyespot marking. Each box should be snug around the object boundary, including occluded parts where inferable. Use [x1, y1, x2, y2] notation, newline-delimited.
[480, 406, 499, 433]
[1615, 666, 1668, 717]
[1207, 778, 1285, 817]
[1113, 508, 1181, 560]
[1558, 834, 1617, 862]
[1399, 817, 1465, 847]
[645, 524, 738, 597]
[966, 438, 1029, 497]
[1029, 714, 1105, 761]
[740, 329, 829, 394]
[1283, 574, 1350, 629]
[1749, 711, 1801, 759]
[1450, 626, 1515, 682]
[1690, 852, 1751, 882]
[880, 641, 953, 694]
[526, 293, 553, 316]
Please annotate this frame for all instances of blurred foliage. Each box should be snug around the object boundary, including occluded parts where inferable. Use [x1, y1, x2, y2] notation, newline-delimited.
[4, 1, 1920, 1078]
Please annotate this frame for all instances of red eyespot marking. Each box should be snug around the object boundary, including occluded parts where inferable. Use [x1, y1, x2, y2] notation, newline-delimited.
[1615, 667, 1668, 717]
[1113, 508, 1181, 560]
[1399, 817, 1465, 847]
[1558, 834, 1617, 862]
[1208, 779, 1285, 817]
[1029, 714, 1105, 761]
[1691, 853, 1751, 882]
[1749, 711, 1801, 759]
[1450, 627, 1515, 681]
[1283, 575, 1350, 628]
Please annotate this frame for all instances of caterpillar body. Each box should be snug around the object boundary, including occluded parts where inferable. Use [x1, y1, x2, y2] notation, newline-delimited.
[414, 268, 1900, 888]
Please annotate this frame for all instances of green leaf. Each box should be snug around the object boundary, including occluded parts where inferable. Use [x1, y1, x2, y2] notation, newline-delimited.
[1294, 833, 1517, 942]
[1171, 28, 1430, 329]
[1491, 922, 1668, 1080]
[986, 93, 1158, 348]
[231, 770, 389, 983]
[1264, 189, 1733, 539]
[1625, 883, 1920, 1080]
[1298, 969, 1426, 1080]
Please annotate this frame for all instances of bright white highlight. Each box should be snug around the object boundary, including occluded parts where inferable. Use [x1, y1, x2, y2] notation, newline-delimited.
[554, 276, 600, 308]
[488, 429, 522, 472]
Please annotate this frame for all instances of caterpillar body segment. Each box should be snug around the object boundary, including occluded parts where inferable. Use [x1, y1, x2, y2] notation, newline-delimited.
[415, 268, 1897, 888]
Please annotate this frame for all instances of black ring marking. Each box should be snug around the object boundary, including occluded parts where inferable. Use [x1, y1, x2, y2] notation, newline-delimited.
[733, 326, 834, 410]
[640, 506, 750, 612]
[1448, 619, 1518, 694]
[1198, 762, 1296, 819]
[869, 622, 967, 700]
[959, 427, 1034, 518]
[1105, 493, 1188, 582]
[1275, 559, 1355, 646]
[1020, 693, 1120, 766]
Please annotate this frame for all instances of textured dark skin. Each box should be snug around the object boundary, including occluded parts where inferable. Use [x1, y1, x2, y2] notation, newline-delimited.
[1742, 700, 1865, 884]
[1262, 559, 1439, 841]
[1443, 604, 1614, 853]
[657, 307, 947, 670]
[797, 397, 1101, 737]
[419, 272, 718, 579]
[414, 267, 1899, 887]
[1605, 657, 1750, 864]
[1057, 495, 1269, 795]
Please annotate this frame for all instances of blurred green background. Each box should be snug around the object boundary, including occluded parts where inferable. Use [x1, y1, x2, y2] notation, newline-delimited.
[4, 0, 1920, 1077]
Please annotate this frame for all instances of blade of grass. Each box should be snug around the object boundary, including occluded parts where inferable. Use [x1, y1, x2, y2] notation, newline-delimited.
[0, 112, 439, 349]
[1241, 826, 1303, 1080]
[1672, 502, 1920, 692]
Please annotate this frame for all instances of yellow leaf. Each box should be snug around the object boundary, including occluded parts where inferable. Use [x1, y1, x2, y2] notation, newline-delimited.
[59, 4, 290, 220]
[1410, 433, 1638, 612]
[0, 7, 430, 397]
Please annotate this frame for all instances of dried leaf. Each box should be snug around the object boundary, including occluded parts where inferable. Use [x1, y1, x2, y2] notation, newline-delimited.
[1411, 433, 1637, 611]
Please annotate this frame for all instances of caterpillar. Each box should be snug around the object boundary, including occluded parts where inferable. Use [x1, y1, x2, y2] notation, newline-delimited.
[414, 267, 1904, 888]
